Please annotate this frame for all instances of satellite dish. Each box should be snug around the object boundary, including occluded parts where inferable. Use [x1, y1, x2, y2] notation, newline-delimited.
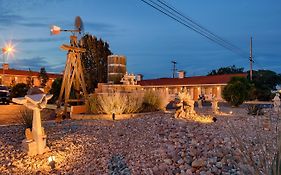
[75, 16, 84, 34]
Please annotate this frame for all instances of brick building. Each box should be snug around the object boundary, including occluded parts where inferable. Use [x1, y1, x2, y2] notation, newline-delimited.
[95, 72, 247, 101]
[0, 64, 61, 89]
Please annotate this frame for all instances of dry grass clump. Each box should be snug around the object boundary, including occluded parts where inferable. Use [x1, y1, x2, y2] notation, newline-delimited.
[18, 109, 33, 129]
[142, 90, 170, 112]
[89, 92, 144, 115]
[87, 90, 170, 114]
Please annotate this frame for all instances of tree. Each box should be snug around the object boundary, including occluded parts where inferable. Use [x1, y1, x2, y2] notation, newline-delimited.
[10, 83, 29, 98]
[249, 70, 281, 101]
[222, 76, 251, 106]
[38, 67, 49, 87]
[208, 65, 244, 76]
[49, 77, 62, 103]
[80, 34, 112, 93]
[26, 68, 34, 88]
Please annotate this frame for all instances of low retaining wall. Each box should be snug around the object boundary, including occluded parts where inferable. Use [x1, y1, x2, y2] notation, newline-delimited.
[71, 111, 166, 121]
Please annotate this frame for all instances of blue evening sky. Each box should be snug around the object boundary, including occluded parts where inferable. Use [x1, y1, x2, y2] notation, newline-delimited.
[0, 0, 280, 79]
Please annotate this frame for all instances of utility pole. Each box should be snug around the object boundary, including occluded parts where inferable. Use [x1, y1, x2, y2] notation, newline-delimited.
[249, 37, 253, 81]
[171, 60, 177, 78]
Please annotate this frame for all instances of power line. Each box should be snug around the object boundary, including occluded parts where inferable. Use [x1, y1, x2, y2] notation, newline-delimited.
[156, 0, 247, 57]
[140, 0, 248, 58]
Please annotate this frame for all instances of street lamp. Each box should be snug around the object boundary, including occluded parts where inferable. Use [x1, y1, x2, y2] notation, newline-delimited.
[1, 42, 15, 85]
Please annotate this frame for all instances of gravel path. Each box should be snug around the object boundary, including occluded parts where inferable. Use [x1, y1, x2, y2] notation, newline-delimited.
[0, 107, 278, 175]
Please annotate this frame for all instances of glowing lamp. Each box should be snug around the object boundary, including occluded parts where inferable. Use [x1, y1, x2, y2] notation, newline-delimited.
[50, 25, 61, 35]
[48, 156, 56, 169]
[229, 111, 233, 114]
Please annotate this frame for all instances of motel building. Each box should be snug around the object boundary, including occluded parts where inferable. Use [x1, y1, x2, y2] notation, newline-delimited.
[138, 71, 247, 101]
[0, 63, 61, 89]
[95, 70, 247, 101]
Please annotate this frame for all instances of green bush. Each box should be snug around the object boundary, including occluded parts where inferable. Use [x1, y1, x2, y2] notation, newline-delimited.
[10, 83, 29, 98]
[222, 77, 251, 107]
[49, 77, 62, 103]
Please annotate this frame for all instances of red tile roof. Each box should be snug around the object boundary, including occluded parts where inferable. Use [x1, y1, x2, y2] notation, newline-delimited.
[138, 73, 247, 86]
[0, 68, 62, 79]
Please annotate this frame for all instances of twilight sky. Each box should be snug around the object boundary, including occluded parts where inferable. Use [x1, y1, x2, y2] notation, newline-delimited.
[0, 0, 280, 79]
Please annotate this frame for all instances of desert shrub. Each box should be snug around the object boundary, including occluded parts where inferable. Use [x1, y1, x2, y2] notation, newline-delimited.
[97, 93, 143, 114]
[18, 109, 33, 129]
[141, 90, 169, 112]
[10, 83, 29, 98]
[124, 93, 144, 114]
[247, 104, 264, 115]
[87, 93, 102, 114]
[271, 131, 281, 175]
[222, 77, 251, 107]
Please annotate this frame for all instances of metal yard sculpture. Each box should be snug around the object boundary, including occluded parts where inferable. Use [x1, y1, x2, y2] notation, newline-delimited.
[51, 16, 88, 113]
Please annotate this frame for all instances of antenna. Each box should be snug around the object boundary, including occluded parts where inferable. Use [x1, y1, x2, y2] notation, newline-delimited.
[249, 37, 253, 81]
[171, 60, 177, 78]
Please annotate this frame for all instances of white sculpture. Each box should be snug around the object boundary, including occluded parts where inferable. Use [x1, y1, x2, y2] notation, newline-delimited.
[175, 88, 196, 118]
[273, 93, 281, 113]
[198, 95, 203, 109]
[211, 95, 219, 114]
[120, 72, 137, 85]
[12, 88, 52, 156]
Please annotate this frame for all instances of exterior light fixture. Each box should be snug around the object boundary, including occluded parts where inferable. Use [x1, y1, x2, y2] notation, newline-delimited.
[229, 111, 233, 114]
[48, 156, 56, 169]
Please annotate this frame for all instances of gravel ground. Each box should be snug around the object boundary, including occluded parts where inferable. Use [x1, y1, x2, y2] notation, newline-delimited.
[0, 107, 278, 175]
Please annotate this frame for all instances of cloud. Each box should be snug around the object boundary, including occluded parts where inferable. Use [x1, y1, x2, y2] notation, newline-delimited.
[84, 21, 115, 32]
[9, 56, 63, 73]
[12, 37, 66, 43]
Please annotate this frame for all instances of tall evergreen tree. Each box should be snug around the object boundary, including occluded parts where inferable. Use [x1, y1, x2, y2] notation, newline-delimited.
[80, 34, 112, 93]
[26, 68, 34, 87]
[38, 67, 49, 87]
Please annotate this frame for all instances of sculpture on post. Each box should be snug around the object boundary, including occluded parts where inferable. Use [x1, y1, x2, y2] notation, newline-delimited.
[211, 95, 219, 114]
[198, 95, 203, 109]
[174, 88, 214, 123]
[273, 93, 280, 113]
[175, 88, 196, 118]
[12, 87, 52, 156]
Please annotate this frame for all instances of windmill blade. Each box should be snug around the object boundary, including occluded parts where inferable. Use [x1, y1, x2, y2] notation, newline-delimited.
[75, 16, 84, 34]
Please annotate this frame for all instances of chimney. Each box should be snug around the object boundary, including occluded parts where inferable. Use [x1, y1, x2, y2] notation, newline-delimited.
[136, 74, 143, 81]
[2, 63, 9, 70]
[178, 71, 186, 79]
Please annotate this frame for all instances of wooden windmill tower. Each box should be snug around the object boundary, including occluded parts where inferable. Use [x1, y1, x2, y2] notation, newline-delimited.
[51, 16, 88, 113]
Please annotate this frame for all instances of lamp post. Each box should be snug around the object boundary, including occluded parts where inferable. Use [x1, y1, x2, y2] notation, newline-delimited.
[1, 44, 14, 86]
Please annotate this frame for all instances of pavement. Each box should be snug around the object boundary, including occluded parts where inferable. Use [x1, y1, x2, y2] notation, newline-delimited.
[0, 104, 55, 125]
[0, 104, 25, 125]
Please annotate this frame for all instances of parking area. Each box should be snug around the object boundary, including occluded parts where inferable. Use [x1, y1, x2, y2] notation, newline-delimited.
[0, 104, 25, 125]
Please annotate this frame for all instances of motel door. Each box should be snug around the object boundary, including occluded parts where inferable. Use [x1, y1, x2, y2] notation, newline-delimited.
[193, 88, 199, 100]
[212, 87, 218, 98]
